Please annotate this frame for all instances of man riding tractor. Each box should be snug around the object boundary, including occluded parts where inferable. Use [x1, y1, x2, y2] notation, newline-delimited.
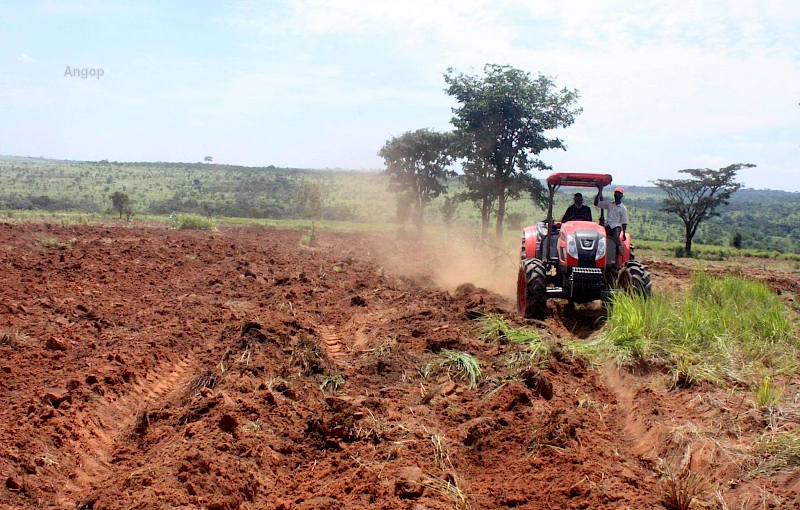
[517, 173, 651, 319]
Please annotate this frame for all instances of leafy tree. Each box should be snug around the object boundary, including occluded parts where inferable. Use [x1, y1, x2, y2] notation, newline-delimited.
[297, 180, 329, 245]
[457, 156, 496, 240]
[109, 191, 130, 219]
[204, 156, 213, 163]
[439, 196, 459, 230]
[378, 129, 455, 232]
[445, 64, 582, 242]
[653, 164, 752, 254]
[732, 231, 743, 249]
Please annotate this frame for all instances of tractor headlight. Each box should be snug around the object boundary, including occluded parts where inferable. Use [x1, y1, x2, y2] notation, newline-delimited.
[566, 235, 578, 258]
[596, 236, 606, 260]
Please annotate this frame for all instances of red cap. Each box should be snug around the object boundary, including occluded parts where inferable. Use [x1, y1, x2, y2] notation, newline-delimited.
[614, 187, 624, 194]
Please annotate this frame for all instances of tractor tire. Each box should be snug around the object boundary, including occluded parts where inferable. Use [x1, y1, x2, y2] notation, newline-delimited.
[617, 261, 652, 297]
[517, 258, 547, 319]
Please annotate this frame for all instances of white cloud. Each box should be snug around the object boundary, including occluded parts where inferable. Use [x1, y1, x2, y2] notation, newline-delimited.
[17, 53, 36, 63]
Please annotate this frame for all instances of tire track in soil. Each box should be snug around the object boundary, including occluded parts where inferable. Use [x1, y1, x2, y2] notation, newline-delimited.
[602, 365, 663, 462]
[56, 352, 198, 506]
[319, 325, 350, 368]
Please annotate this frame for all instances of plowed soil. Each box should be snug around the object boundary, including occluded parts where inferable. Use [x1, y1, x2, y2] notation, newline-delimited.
[1, 223, 799, 509]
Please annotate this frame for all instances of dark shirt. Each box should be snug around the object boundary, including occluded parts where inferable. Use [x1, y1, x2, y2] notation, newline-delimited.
[561, 204, 593, 223]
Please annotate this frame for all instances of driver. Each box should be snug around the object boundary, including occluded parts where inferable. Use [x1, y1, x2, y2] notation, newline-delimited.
[561, 193, 592, 223]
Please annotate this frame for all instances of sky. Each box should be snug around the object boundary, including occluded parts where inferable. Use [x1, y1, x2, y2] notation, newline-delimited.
[1, 0, 799, 190]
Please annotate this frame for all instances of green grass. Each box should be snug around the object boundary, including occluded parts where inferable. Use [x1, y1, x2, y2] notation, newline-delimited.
[420, 350, 482, 389]
[571, 272, 798, 388]
[479, 313, 550, 359]
[754, 375, 783, 409]
[169, 213, 216, 230]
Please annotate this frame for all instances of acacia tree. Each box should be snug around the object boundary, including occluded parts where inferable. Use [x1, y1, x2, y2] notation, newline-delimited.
[653, 164, 753, 254]
[378, 129, 455, 232]
[445, 64, 582, 243]
[109, 191, 130, 219]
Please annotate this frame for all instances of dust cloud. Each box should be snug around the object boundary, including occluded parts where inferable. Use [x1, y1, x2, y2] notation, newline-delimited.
[362, 231, 519, 300]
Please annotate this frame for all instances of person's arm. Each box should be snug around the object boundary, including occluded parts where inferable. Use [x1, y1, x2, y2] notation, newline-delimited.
[593, 187, 602, 206]
[561, 206, 571, 223]
[586, 206, 593, 222]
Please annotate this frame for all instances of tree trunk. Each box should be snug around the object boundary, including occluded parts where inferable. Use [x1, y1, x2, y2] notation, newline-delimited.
[480, 200, 491, 241]
[414, 198, 424, 233]
[684, 223, 693, 254]
[495, 189, 506, 244]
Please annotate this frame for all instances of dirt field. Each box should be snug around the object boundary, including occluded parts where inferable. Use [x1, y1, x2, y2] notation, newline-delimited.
[1, 223, 799, 509]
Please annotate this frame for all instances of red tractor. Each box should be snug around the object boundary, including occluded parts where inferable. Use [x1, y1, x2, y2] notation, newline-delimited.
[517, 172, 652, 319]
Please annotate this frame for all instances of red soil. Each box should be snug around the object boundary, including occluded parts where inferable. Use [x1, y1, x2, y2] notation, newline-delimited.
[0, 223, 797, 509]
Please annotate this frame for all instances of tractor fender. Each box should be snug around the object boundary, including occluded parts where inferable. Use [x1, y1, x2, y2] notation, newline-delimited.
[522, 226, 538, 259]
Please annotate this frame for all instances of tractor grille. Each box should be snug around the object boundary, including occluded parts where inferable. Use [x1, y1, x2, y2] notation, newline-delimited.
[571, 267, 602, 277]
[569, 267, 603, 299]
[570, 267, 603, 284]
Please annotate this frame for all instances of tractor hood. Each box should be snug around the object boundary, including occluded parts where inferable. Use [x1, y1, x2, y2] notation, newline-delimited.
[557, 221, 607, 267]
[559, 221, 605, 237]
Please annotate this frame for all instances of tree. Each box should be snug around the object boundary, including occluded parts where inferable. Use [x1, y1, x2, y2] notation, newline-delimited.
[439, 196, 459, 230]
[457, 155, 497, 240]
[109, 191, 130, 219]
[378, 129, 455, 233]
[445, 64, 582, 243]
[653, 164, 753, 254]
[297, 180, 329, 246]
[204, 156, 213, 163]
[732, 232, 743, 249]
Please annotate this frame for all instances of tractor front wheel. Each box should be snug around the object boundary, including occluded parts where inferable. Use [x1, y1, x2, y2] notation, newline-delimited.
[517, 258, 547, 319]
[616, 261, 652, 296]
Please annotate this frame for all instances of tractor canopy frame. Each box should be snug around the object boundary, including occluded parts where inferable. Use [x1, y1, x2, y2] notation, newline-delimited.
[544, 173, 613, 224]
[542, 173, 612, 260]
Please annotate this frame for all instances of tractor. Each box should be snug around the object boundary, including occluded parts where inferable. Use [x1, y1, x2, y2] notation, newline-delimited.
[517, 172, 652, 319]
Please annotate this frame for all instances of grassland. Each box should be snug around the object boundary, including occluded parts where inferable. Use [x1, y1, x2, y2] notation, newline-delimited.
[1, 155, 799, 255]
[571, 272, 799, 389]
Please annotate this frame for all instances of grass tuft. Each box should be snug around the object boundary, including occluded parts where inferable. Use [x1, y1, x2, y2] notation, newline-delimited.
[319, 373, 345, 394]
[40, 236, 68, 250]
[754, 429, 800, 473]
[420, 350, 482, 389]
[754, 375, 782, 409]
[572, 273, 798, 388]
[661, 466, 707, 510]
[169, 213, 216, 230]
[423, 475, 470, 510]
[479, 314, 549, 359]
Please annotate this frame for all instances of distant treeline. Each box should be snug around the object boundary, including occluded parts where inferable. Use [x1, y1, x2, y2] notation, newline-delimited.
[1, 157, 799, 253]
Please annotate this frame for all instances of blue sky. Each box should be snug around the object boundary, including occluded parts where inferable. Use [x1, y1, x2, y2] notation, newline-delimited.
[1, 0, 799, 190]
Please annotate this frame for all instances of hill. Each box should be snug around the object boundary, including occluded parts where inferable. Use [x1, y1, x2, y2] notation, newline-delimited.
[1, 156, 799, 253]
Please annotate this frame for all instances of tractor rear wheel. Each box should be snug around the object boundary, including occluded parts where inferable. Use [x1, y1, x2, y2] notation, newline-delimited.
[517, 258, 547, 319]
[617, 261, 652, 296]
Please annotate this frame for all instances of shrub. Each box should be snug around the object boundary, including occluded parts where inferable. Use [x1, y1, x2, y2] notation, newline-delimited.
[169, 213, 216, 230]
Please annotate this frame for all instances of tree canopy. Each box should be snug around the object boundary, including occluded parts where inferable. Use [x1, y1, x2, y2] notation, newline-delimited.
[378, 128, 455, 232]
[653, 164, 753, 253]
[109, 191, 130, 219]
[445, 64, 582, 242]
